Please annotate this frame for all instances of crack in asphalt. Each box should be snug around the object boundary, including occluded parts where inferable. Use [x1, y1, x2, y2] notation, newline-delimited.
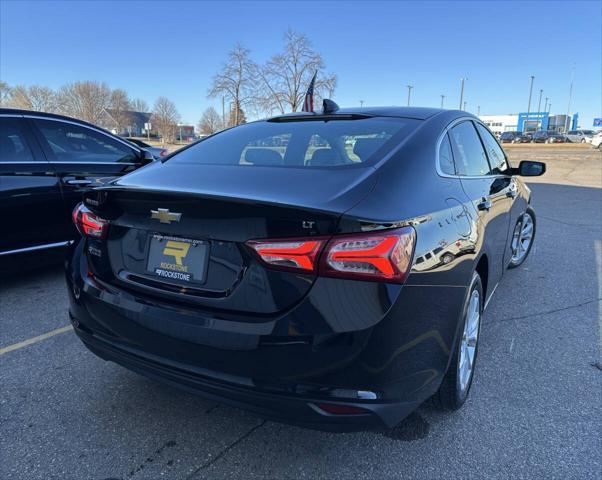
[485, 298, 601, 325]
[185, 420, 267, 479]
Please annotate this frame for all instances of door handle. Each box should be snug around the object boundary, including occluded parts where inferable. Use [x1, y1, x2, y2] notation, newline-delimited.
[477, 197, 492, 211]
[66, 179, 93, 186]
[506, 183, 518, 198]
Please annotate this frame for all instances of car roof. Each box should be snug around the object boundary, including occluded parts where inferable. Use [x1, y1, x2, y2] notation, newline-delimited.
[268, 106, 449, 121]
[0, 107, 103, 131]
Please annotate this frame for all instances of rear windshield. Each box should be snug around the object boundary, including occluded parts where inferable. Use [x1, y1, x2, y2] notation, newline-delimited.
[169, 117, 420, 168]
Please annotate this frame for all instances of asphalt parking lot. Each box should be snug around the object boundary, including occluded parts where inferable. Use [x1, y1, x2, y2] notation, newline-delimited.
[1, 146, 601, 480]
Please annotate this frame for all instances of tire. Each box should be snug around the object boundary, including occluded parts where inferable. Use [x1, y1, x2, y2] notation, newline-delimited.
[508, 207, 536, 269]
[433, 272, 483, 411]
[441, 253, 454, 264]
[581, 138, 586, 143]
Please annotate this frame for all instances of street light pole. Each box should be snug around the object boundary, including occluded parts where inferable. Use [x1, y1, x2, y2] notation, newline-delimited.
[537, 89, 543, 113]
[543, 97, 548, 115]
[440, 94, 445, 108]
[459, 78, 466, 109]
[359, 100, 364, 107]
[477, 105, 480, 116]
[406, 85, 413, 106]
[566, 65, 575, 133]
[221, 96, 225, 128]
[463, 101, 467, 111]
[526, 75, 535, 132]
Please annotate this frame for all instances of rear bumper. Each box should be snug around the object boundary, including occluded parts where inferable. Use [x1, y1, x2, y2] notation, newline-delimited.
[67, 241, 467, 431]
[72, 322, 419, 431]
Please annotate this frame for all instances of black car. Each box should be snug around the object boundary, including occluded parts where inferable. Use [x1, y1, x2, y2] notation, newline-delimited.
[123, 137, 169, 160]
[499, 131, 530, 143]
[66, 105, 545, 431]
[0, 109, 152, 259]
[532, 130, 567, 143]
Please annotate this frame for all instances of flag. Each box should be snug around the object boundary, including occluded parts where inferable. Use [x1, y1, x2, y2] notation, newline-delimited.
[302, 72, 317, 112]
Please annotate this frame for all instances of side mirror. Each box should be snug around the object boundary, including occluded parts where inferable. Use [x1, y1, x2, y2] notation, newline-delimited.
[141, 149, 155, 164]
[516, 160, 546, 177]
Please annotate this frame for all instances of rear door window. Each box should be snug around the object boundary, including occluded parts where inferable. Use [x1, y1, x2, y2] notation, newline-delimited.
[170, 117, 421, 168]
[33, 119, 137, 163]
[448, 121, 491, 176]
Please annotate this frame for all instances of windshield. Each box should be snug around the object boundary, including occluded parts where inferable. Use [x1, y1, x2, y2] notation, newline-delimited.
[168, 117, 421, 168]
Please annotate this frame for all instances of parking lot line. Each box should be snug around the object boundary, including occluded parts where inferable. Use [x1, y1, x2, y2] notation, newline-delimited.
[0, 325, 72, 356]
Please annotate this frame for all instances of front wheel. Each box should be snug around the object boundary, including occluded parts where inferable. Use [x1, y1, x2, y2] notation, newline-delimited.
[433, 272, 483, 410]
[508, 208, 536, 268]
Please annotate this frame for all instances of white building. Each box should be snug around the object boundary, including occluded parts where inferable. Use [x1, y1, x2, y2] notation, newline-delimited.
[478, 114, 519, 134]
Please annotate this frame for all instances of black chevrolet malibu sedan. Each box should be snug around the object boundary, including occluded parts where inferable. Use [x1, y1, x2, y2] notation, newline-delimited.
[66, 106, 545, 431]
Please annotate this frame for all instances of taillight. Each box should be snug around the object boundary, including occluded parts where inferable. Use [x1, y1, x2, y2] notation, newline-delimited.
[246, 226, 415, 283]
[321, 227, 415, 283]
[247, 239, 325, 273]
[72, 203, 108, 238]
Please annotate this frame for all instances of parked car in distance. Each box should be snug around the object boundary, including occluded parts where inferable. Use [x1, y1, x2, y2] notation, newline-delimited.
[0, 109, 153, 259]
[532, 130, 567, 143]
[499, 131, 530, 143]
[591, 131, 602, 149]
[66, 105, 546, 431]
[123, 137, 169, 159]
[565, 130, 595, 144]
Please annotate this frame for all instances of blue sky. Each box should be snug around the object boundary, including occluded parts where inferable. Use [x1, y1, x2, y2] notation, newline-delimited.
[1, 1, 600, 126]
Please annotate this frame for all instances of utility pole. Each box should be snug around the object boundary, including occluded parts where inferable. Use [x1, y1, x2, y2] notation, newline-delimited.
[406, 85, 413, 106]
[526, 75, 535, 132]
[440, 94, 445, 109]
[459, 78, 466, 109]
[536, 89, 544, 130]
[543, 97, 548, 115]
[566, 65, 575, 133]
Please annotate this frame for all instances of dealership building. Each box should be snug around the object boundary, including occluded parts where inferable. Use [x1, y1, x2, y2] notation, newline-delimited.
[478, 112, 578, 134]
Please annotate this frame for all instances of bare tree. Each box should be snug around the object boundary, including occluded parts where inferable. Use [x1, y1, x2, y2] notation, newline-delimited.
[130, 98, 149, 112]
[0, 81, 12, 106]
[255, 29, 337, 113]
[151, 96, 180, 144]
[58, 81, 112, 124]
[108, 89, 133, 135]
[208, 44, 254, 126]
[7, 85, 58, 112]
[197, 106, 223, 135]
[227, 100, 246, 127]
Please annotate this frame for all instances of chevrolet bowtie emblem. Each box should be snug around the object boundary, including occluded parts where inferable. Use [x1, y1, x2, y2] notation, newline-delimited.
[150, 208, 182, 224]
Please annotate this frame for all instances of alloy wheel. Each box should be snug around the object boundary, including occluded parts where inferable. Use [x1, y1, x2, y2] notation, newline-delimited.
[511, 213, 534, 264]
[458, 289, 481, 393]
